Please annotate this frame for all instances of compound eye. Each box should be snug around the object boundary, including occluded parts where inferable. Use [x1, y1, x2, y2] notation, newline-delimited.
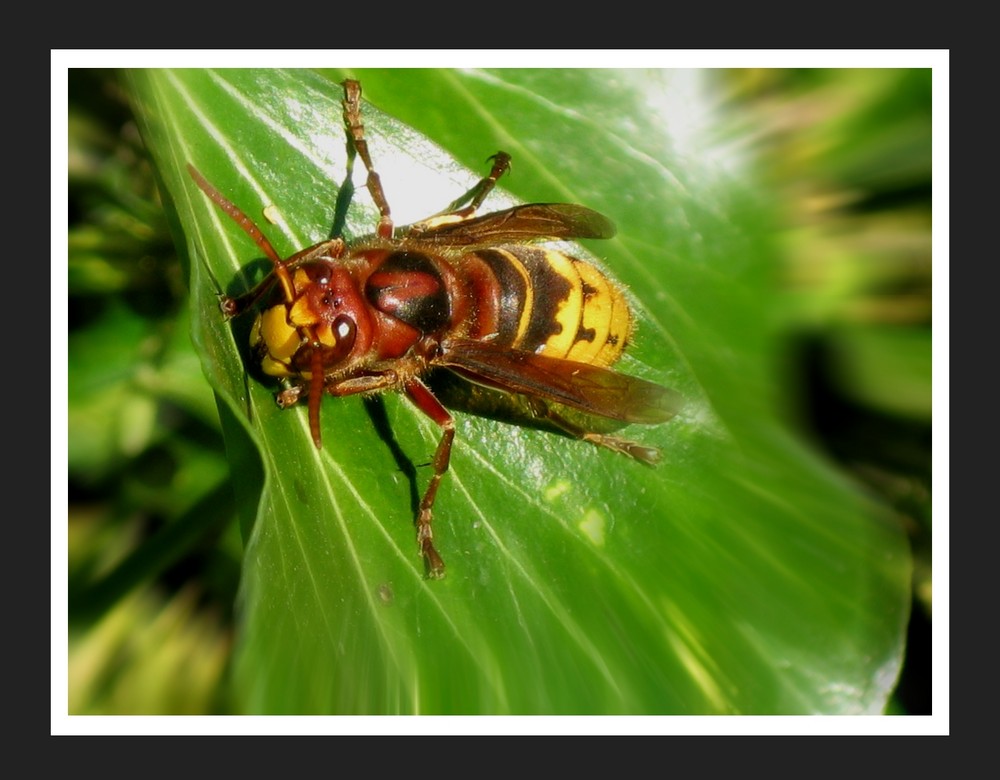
[305, 314, 357, 373]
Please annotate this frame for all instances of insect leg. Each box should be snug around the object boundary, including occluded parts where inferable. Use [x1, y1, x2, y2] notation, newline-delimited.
[278, 369, 406, 448]
[341, 79, 394, 240]
[526, 397, 662, 466]
[404, 378, 455, 578]
[438, 151, 512, 219]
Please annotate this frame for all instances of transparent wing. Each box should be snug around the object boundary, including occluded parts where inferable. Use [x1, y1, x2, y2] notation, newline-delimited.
[401, 203, 616, 248]
[436, 338, 681, 425]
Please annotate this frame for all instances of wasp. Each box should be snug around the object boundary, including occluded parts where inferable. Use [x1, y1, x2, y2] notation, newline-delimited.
[188, 79, 682, 578]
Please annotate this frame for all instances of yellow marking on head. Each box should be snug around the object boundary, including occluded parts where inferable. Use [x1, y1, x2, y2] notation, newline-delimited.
[315, 320, 338, 348]
[292, 268, 313, 295]
[260, 355, 294, 377]
[255, 306, 301, 374]
[289, 296, 319, 327]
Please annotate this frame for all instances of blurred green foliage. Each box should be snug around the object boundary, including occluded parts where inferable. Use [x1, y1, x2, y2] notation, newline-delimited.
[68, 69, 239, 713]
[721, 68, 932, 713]
[66, 67, 931, 716]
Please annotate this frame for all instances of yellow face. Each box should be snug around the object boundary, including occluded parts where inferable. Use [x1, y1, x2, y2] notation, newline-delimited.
[250, 304, 300, 378]
[250, 266, 359, 379]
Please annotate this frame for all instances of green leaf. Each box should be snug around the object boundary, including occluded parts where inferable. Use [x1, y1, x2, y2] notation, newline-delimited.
[125, 68, 911, 714]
